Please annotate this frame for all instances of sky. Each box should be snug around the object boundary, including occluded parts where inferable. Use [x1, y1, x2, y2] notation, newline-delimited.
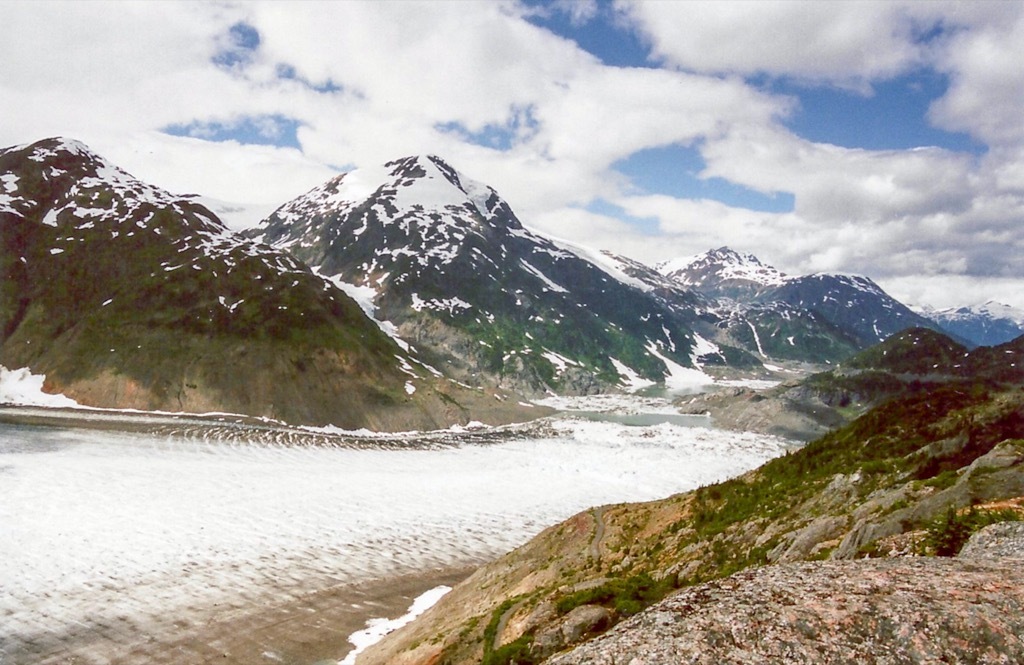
[1, 1, 1023, 310]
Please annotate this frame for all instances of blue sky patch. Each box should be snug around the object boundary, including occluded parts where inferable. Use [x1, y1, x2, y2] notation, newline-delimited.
[436, 106, 539, 150]
[614, 145, 795, 213]
[766, 69, 986, 154]
[276, 63, 344, 94]
[522, 0, 652, 68]
[163, 115, 302, 150]
[213, 22, 260, 69]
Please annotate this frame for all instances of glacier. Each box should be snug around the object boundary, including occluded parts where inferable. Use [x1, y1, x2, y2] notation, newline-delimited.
[0, 398, 791, 663]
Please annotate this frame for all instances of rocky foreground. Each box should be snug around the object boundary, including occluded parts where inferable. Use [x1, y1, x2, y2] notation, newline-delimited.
[359, 344, 1024, 665]
[548, 525, 1024, 664]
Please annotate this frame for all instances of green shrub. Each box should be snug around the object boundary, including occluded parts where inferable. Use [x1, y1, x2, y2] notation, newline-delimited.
[922, 469, 959, 490]
[555, 572, 671, 617]
[926, 506, 1022, 556]
[482, 635, 536, 665]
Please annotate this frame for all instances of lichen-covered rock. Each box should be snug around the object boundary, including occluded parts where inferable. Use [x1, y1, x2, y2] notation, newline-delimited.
[545, 558, 1024, 665]
[533, 605, 613, 660]
[960, 521, 1024, 559]
[770, 515, 847, 563]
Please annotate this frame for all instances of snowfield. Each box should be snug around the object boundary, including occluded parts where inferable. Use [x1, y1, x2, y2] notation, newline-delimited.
[0, 402, 791, 662]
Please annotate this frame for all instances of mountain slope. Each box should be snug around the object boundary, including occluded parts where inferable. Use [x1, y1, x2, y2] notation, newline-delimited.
[361, 350, 1024, 665]
[763, 273, 949, 347]
[0, 138, 535, 429]
[251, 156, 748, 394]
[844, 326, 970, 375]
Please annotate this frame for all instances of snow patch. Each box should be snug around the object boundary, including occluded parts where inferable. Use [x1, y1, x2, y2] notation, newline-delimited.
[747, 322, 766, 357]
[541, 351, 579, 375]
[0, 366, 80, 408]
[338, 586, 451, 665]
[410, 293, 472, 315]
[390, 158, 477, 213]
[547, 238, 653, 292]
[690, 333, 721, 365]
[610, 358, 655, 392]
[646, 343, 713, 392]
[716, 378, 782, 389]
[519, 259, 569, 293]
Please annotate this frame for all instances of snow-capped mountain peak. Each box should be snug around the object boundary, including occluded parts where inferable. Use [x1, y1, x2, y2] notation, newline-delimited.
[251, 154, 718, 395]
[919, 300, 1024, 347]
[263, 155, 501, 239]
[937, 300, 1024, 326]
[1, 137, 202, 226]
[0, 137, 306, 275]
[657, 247, 787, 300]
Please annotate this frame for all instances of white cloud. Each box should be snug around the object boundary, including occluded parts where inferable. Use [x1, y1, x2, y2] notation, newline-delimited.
[615, 0, 939, 88]
[880, 274, 1024, 311]
[928, 3, 1024, 146]
[552, 0, 600, 27]
[700, 126, 977, 222]
[99, 132, 336, 207]
[0, 0, 1022, 310]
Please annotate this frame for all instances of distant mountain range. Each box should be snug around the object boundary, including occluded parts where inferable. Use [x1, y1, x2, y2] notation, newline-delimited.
[916, 301, 1024, 347]
[655, 246, 960, 363]
[666, 246, 950, 345]
[3, 138, 1019, 421]
[249, 154, 749, 396]
[251, 156, 978, 393]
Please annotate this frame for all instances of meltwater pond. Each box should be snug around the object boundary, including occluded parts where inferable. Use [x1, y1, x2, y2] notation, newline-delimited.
[0, 399, 791, 663]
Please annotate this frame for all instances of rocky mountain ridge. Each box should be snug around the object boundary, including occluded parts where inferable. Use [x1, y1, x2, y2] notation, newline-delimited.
[657, 246, 787, 300]
[0, 138, 536, 429]
[3, 138, 1012, 422]
[663, 247, 951, 350]
[250, 155, 762, 396]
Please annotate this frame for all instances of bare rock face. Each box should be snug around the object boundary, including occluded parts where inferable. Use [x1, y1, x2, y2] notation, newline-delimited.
[545, 558, 1024, 665]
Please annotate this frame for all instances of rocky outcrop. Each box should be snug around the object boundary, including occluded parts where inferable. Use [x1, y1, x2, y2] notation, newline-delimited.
[546, 557, 1024, 665]
[533, 605, 613, 661]
[961, 521, 1024, 559]
[676, 383, 845, 442]
[548, 524, 1024, 665]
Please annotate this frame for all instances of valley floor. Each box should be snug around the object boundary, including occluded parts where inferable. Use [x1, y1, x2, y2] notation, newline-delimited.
[0, 397, 791, 665]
